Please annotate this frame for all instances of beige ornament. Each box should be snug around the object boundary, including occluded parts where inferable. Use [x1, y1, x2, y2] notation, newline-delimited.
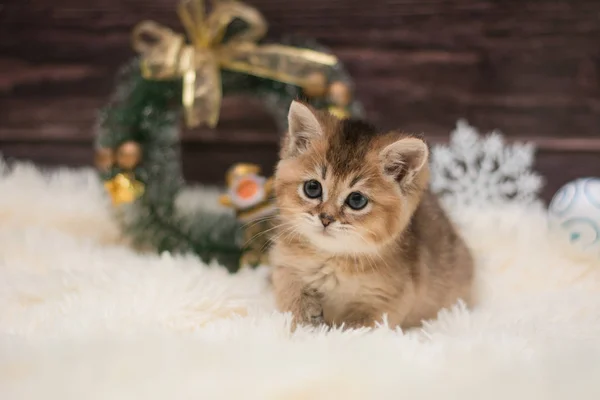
[328, 80, 352, 106]
[116, 141, 142, 170]
[95, 148, 114, 172]
[302, 71, 328, 97]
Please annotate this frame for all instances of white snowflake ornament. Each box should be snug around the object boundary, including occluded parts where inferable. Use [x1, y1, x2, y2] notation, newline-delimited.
[430, 120, 544, 207]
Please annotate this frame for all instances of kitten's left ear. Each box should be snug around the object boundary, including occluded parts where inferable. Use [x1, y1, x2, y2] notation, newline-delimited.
[379, 137, 429, 186]
[283, 101, 323, 158]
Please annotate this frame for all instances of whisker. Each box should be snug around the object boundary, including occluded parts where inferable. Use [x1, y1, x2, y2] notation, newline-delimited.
[345, 229, 381, 273]
[243, 221, 294, 247]
[258, 226, 296, 253]
[265, 224, 302, 252]
[240, 214, 280, 230]
[265, 222, 298, 244]
[259, 224, 300, 253]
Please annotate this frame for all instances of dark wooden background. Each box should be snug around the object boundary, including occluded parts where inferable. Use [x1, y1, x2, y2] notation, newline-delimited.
[2, 0, 600, 202]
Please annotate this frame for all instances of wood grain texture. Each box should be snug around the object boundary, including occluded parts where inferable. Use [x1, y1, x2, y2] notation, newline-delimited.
[1, 0, 600, 201]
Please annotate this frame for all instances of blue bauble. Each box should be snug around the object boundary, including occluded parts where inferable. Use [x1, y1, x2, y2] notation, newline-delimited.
[548, 177, 600, 253]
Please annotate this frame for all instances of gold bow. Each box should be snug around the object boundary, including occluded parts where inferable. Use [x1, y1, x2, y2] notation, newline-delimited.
[131, 0, 338, 128]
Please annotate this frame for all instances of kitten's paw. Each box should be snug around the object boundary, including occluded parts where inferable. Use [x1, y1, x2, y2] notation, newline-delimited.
[303, 303, 324, 326]
[295, 289, 325, 328]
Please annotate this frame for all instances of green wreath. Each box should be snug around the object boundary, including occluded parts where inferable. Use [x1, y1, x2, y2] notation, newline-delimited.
[94, 4, 364, 272]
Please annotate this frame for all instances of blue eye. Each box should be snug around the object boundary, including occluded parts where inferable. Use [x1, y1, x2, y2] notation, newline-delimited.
[346, 192, 368, 210]
[303, 180, 322, 199]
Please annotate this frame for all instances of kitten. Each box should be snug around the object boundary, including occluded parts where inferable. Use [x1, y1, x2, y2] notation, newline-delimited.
[269, 101, 474, 330]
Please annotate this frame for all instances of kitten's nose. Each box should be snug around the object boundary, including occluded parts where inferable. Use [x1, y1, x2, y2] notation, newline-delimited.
[319, 213, 335, 227]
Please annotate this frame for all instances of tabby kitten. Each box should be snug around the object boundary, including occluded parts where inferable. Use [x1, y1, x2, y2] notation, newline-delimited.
[270, 101, 474, 330]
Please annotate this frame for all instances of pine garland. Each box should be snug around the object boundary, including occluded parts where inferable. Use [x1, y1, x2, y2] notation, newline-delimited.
[95, 34, 364, 272]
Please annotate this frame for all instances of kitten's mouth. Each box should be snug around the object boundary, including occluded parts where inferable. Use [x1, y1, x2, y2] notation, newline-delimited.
[320, 228, 334, 237]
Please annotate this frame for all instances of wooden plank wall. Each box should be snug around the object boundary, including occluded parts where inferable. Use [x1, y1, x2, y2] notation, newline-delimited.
[1, 0, 600, 202]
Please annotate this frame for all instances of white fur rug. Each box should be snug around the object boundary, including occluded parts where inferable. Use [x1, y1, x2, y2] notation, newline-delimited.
[2, 157, 600, 400]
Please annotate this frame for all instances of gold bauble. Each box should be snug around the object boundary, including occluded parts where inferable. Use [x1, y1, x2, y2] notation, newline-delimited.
[328, 105, 351, 120]
[328, 81, 352, 107]
[116, 141, 142, 170]
[95, 148, 114, 172]
[302, 71, 328, 97]
[104, 173, 145, 206]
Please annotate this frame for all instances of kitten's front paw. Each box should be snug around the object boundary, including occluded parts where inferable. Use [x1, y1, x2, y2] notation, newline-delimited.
[301, 301, 324, 326]
[294, 289, 325, 328]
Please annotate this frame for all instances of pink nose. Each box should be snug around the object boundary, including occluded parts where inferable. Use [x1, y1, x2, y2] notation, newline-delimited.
[319, 213, 334, 227]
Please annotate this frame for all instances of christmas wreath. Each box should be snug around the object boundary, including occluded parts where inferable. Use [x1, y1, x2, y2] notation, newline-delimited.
[94, 0, 365, 271]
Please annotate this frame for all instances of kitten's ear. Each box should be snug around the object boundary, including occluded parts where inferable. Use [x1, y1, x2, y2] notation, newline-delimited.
[283, 101, 323, 157]
[379, 137, 429, 186]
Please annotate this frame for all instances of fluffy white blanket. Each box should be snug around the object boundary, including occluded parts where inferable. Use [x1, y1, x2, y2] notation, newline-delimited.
[1, 156, 600, 400]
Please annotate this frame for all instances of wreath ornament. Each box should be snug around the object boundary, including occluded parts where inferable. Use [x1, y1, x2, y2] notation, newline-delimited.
[94, 0, 365, 271]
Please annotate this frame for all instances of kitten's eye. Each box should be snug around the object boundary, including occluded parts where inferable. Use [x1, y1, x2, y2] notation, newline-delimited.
[346, 192, 368, 210]
[303, 180, 322, 199]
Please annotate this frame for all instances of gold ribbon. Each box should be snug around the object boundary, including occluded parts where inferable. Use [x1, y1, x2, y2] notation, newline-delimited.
[131, 0, 338, 128]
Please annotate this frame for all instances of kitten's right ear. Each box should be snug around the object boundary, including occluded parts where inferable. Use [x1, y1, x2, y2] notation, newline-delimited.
[283, 101, 323, 158]
[379, 137, 429, 187]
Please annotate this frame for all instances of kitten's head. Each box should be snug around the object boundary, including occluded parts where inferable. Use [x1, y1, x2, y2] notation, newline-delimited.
[274, 101, 430, 254]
